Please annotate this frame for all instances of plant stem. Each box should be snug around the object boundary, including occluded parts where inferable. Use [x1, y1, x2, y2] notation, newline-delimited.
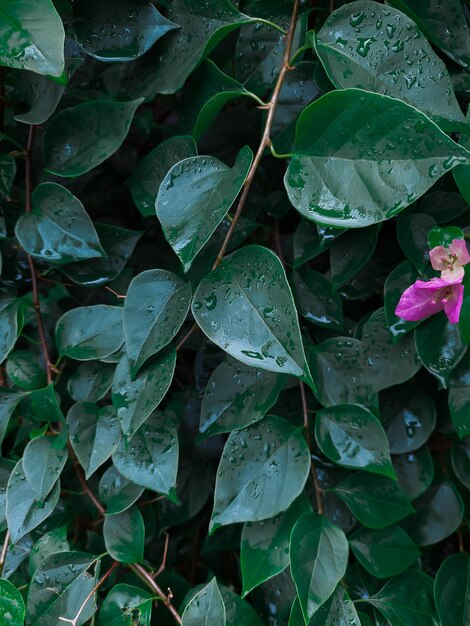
[299, 381, 323, 515]
[130, 563, 182, 625]
[0, 530, 10, 576]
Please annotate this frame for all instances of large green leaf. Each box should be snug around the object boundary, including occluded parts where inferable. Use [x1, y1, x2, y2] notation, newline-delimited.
[99, 584, 152, 626]
[22, 435, 67, 500]
[434, 553, 470, 626]
[123, 269, 191, 375]
[156, 146, 252, 271]
[44, 99, 143, 177]
[103, 506, 144, 564]
[6, 349, 47, 391]
[111, 350, 175, 437]
[291, 268, 343, 330]
[240, 495, 310, 597]
[199, 357, 285, 437]
[26, 552, 99, 625]
[315, 404, 394, 478]
[67, 403, 122, 478]
[67, 361, 115, 403]
[128, 135, 197, 217]
[112, 410, 178, 496]
[329, 225, 378, 287]
[15, 183, 105, 263]
[332, 473, 414, 529]
[365, 570, 436, 626]
[6, 459, 60, 544]
[290, 513, 349, 623]
[210, 415, 310, 532]
[99, 465, 144, 515]
[315, 0, 465, 127]
[349, 525, 419, 579]
[192, 245, 313, 386]
[181, 578, 226, 626]
[284, 89, 469, 227]
[0, 0, 65, 77]
[56, 305, 124, 360]
[28, 527, 70, 577]
[73, 0, 177, 62]
[0, 579, 25, 626]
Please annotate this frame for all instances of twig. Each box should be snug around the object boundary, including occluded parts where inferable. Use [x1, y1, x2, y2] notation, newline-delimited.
[152, 532, 169, 578]
[0, 530, 10, 576]
[105, 286, 126, 299]
[130, 563, 182, 625]
[457, 526, 465, 552]
[74, 461, 105, 516]
[24, 125, 53, 385]
[300, 381, 323, 515]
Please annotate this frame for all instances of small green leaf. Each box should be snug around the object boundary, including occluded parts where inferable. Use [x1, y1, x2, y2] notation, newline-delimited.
[0, 297, 22, 364]
[0, 0, 65, 77]
[241, 495, 311, 596]
[24, 383, 64, 424]
[128, 135, 197, 217]
[28, 526, 70, 577]
[156, 146, 253, 271]
[434, 553, 470, 626]
[199, 357, 285, 437]
[397, 214, 436, 273]
[182, 578, 226, 626]
[365, 570, 436, 626]
[329, 226, 378, 286]
[285, 89, 469, 227]
[99, 584, 152, 626]
[16, 183, 105, 263]
[111, 350, 175, 437]
[0, 579, 25, 626]
[313, 586, 361, 626]
[211, 415, 310, 532]
[67, 361, 115, 403]
[333, 473, 414, 529]
[192, 245, 313, 386]
[56, 305, 124, 361]
[452, 441, 470, 489]
[0, 153, 16, 198]
[112, 410, 178, 496]
[291, 268, 343, 330]
[290, 513, 349, 622]
[99, 465, 144, 515]
[393, 448, 434, 501]
[0, 391, 27, 445]
[124, 269, 191, 375]
[103, 506, 145, 564]
[44, 99, 143, 177]
[6, 350, 46, 391]
[67, 403, 122, 479]
[22, 435, 67, 500]
[315, 404, 395, 478]
[427, 225, 465, 249]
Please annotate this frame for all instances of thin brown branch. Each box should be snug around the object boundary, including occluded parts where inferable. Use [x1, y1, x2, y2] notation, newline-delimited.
[152, 531, 169, 578]
[300, 381, 323, 515]
[0, 530, 10, 576]
[74, 460, 105, 516]
[24, 125, 53, 385]
[130, 563, 182, 625]
[457, 526, 465, 552]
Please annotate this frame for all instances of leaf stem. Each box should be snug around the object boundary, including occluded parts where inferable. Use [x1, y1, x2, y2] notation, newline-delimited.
[0, 530, 10, 576]
[130, 563, 182, 625]
[299, 381, 323, 515]
[254, 17, 288, 35]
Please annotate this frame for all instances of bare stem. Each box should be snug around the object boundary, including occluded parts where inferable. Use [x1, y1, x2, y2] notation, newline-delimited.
[300, 381, 323, 515]
[0, 530, 10, 576]
[130, 563, 182, 625]
[74, 460, 105, 516]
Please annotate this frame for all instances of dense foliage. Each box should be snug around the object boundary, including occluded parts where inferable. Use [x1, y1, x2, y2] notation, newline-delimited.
[0, 0, 469, 624]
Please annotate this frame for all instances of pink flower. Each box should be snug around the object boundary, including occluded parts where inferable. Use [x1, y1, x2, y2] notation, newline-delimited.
[429, 239, 470, 282]
[395, 277, 464, 324]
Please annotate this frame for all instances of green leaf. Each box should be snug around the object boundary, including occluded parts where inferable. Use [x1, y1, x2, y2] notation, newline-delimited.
[26, 551, 99, 625]
[128, 135, 197, 217]
[6, 350, 47, 390]
[313, 586, 361, 626]
[349, 525, 419, 579]
[460, 296, 470, 343]
[67, 403, 122, 479]
[99, 465, 144, 515]
[315, 404, 395, 478]
[29, 526, 70, 577]
[99, 584, 152, 626]
[15, 183, 105, 263]
[24, 383, 64, 424]
[329, 226, 378, 286]
[0, 297, 22, 364]
[192, 245, 313, 386]
[365, 570, 436, 626]
[67, 361, 114, 403]
[199, 357, 285, 437]
[284, 89, 469, 228]
[0, 459, 14, 530]
[332, 473, 414, 529]
[6, 459, 60, 544]
[452, 441, 470, 489]
[156, 146, 253, 271]
[414, 316, 467, 387]
[211, 415, 310, 532]
[44, 99, 143, 177]
[124, 269, 191, 375]
[384, 261, 420, 340]
[0, 153, 16, 198]
[181, 578, 226, 626]
[427, 225, 464, 249]
[434, 553, 470, 626]
[103, 506, 145, 564]
[56, 305, 124, 361]
[290, 513, 349, 622]
[73, 0, 177, 62]
[0, 579, 25, 626]
[315, 0, 465, 128]
[0, 391, 26, 445]
[111, 350, 175, 437]
[403, 478, 463, 546]
[219, 585, 263, 626]
[291, 268, 343, 330]
[293, 220, 343, 268]
[112, 410, 178, 496]
[397, 214, 436, 273]
[0, 0, 65, 77]
[61, 224, 142, 287]
[22, 435, 67, 500]
[12, 68, 66, 126]
[240, 495, 311, 596]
